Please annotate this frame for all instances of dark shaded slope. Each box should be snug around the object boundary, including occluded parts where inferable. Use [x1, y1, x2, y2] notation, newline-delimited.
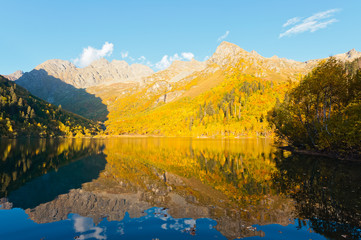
[0, 75, 100, 137]
[16, 69, 109, 121]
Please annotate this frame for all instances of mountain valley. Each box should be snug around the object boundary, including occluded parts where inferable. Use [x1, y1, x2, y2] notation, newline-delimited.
[3, 42, 361, 137]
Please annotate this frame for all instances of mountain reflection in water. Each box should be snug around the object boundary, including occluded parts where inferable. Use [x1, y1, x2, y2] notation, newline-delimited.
[0, 137, 360, 240]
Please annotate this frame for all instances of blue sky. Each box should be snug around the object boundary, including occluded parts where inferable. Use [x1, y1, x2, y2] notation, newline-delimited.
[1, 0, 360, 75]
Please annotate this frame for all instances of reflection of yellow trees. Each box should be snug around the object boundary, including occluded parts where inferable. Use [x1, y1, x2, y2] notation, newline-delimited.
[0, 138, 103, 197]
[103, 138, 277, 206]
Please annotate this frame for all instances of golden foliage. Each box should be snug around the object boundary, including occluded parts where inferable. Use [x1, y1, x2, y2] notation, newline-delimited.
[105, 61, 292, 137]
[103, 138, 277, 206]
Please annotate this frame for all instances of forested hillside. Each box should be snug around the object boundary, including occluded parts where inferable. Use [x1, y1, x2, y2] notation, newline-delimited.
[0, 76, 100, 137]
[106, 61, 292, 137]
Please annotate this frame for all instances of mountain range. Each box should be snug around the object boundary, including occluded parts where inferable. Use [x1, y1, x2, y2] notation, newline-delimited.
[3, 42, 361, 136]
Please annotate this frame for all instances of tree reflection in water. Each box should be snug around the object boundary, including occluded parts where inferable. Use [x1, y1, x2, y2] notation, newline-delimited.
[0, 138, 105, 208]
[273, 150, 361, 240]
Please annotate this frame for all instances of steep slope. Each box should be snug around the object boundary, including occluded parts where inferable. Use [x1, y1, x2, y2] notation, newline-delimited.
[86, 58, 208, 118]
[0, 75, 100, 137]
[15, 59, 154, 121]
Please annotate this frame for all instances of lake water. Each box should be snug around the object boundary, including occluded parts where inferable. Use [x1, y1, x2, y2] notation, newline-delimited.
[0, 137, 360, 240]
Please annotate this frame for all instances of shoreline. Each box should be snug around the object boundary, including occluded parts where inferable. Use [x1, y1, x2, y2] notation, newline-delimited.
[279, 146, 361, 162]
[1, 134, 274, 141]
[94, 134, 273, 139]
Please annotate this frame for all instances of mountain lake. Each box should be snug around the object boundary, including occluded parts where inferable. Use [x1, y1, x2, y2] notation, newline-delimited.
[0, 137, 360, 240]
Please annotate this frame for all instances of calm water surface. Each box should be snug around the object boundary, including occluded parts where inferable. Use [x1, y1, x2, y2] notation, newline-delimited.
[0, 138, 360, 240]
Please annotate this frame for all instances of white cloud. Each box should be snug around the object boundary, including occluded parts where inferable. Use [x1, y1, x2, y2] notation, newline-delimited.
[73, 215, 92, 232]
[280, 9, 340, 38]
[72, 215, 106, 240]
[154, 52, 195, 70]
[121, 51, 128, 59]
[73, 42, 114, 67]
[217, 30, 230, 42]
[155, 54, 180, 69]
[181, 52, 194, 60]
[137, 56, 152, 67]
[282, 17, 301, 27]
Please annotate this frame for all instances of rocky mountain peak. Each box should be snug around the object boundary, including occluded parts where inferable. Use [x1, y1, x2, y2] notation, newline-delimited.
[216, 41, 244, 53]
[345, 48, 361, 59]
[2, 70, 24, 81]
[35, 59, 76, 73]
[334, 49, 361, 62]
[207, 41, 263, 67]
[210, 42, 245, 62]
[347, 48, 357, 56]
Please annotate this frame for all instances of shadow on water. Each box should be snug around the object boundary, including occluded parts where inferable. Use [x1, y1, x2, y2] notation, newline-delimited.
[272, 150, 361, 240]
[0, 138, 106, 209]
[16, 69, 109, 121]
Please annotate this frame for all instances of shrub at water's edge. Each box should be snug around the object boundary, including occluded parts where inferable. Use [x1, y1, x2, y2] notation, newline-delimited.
[268, 57, 361, 157]
[0, 75, 101, 138]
